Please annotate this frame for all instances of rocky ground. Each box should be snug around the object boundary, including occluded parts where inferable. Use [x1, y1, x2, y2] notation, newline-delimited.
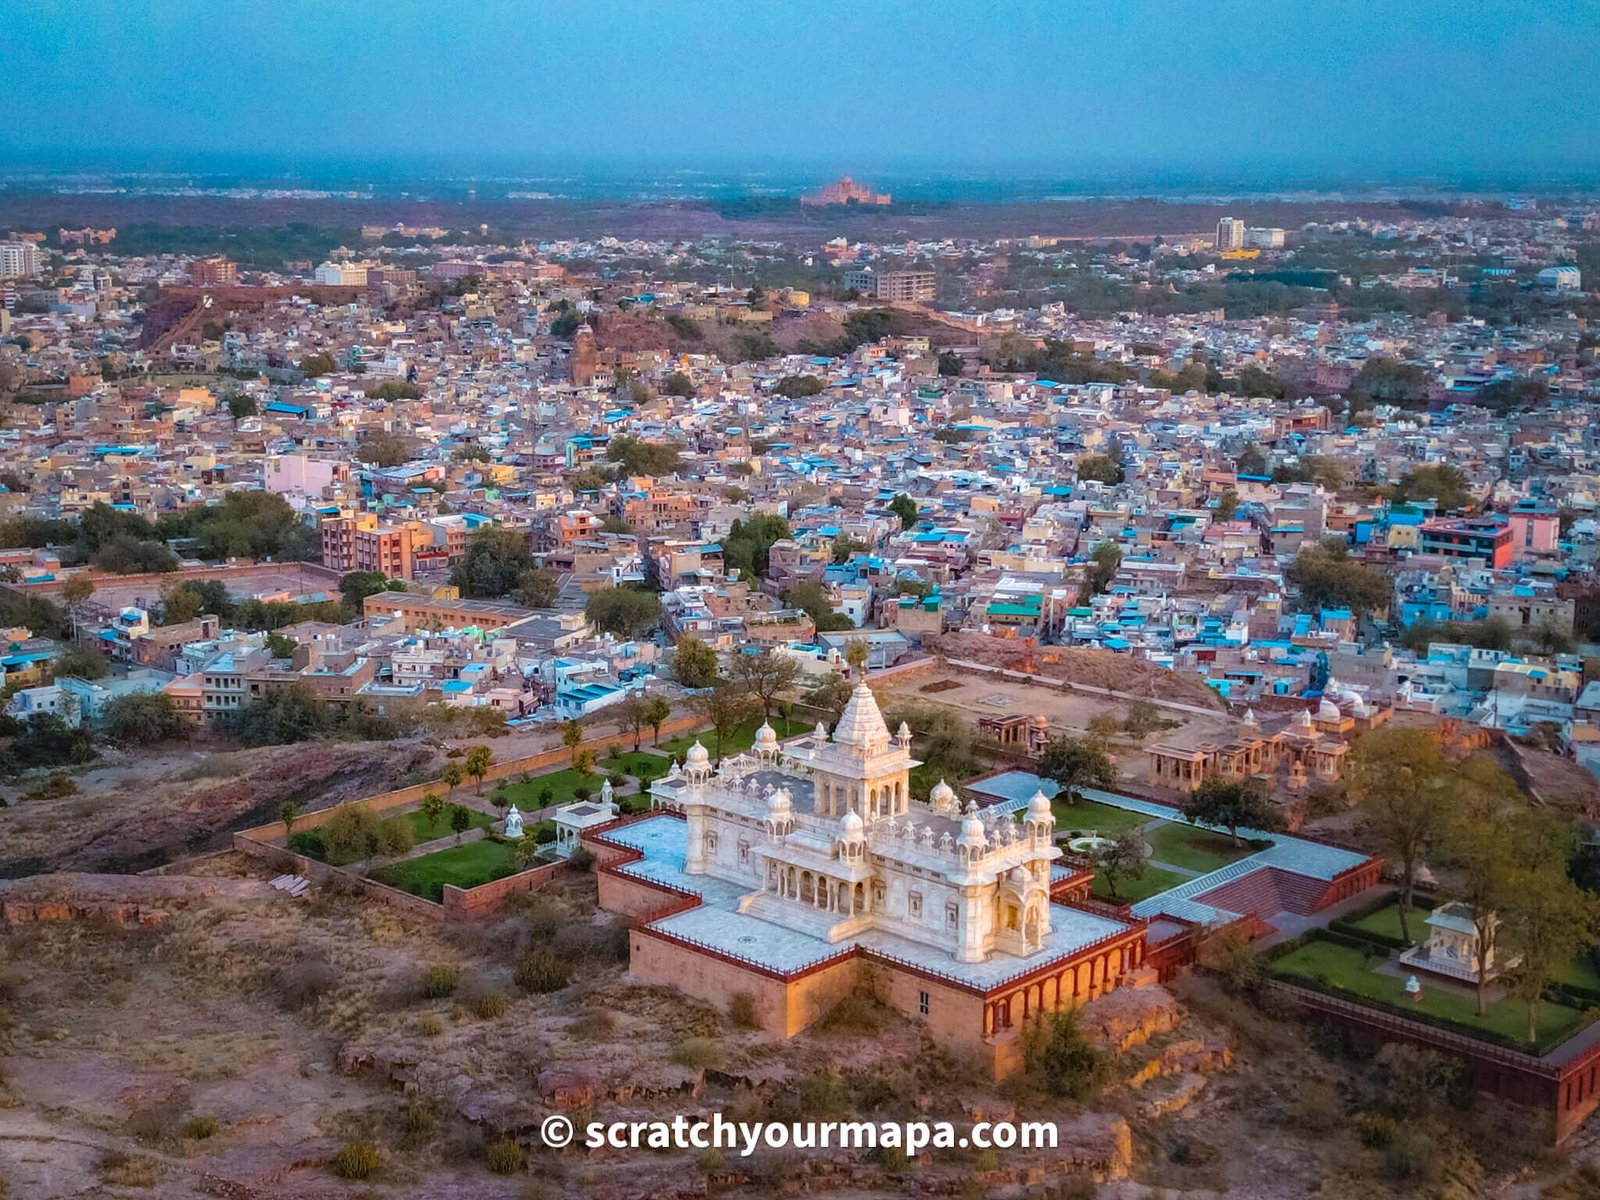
[5, 854, 1595, 1199]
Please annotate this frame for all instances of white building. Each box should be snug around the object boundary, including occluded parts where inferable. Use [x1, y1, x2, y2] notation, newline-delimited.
[1538, 265, 1582, 295]
[0, 242, 42, 280]
[1216, 218, 1246, 252]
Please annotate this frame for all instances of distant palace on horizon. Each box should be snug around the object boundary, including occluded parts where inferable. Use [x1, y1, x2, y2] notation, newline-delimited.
[801, 175, 891, 208]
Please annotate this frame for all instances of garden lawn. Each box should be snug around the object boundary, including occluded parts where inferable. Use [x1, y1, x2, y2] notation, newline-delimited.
[1052, 799, 1149, 839]
[658, 716, 810, 760]
[1557, 953, 1600, 993]
[490, 767, 607, 810]
[1091, 865, 1189, 905]
[600, 750, 671, 779]
[1144, 820, 1264, 873]
[405, 806, 492, 844]
[909, 760, 982, 802]
[1344, 901, 1420, 945]
[1270, 938, 1590, 1049]
[369, 839, 520, 903]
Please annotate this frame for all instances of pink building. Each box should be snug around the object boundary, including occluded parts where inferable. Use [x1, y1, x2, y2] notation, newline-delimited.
[1507, 509, 1560, 561]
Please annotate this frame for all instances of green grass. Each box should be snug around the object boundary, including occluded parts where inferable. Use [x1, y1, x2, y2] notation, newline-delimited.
[404, 806, 492, 844]
[491, 767, 608, 810]
[1091, 865, 1189, 905]
[1143, 820, 1264, 873]
[658, 715, 810, 760]
[600, 750, 671, 778]
[909, 759, 983, 802]
[1052, 798, 1149, 839]
[369, 839, 521, 903]
[1270, 938, 1589, 1048]
[1557, 953, 1600, 992]
[1345, 901, 1421, 945]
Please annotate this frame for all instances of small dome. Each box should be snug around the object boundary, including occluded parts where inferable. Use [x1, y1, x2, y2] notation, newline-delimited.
[838, 810, 864, 841]
[767, 787, 792, 816]
[896, 720, 912, 742]
[813, 720, 828, 742]
[1349, 695, 1370, 717]
[754, 720, 778, 750]
[685, 740, 710, 769]
[959, 812, 989, 849]
[1026, 789, 1053, 820]
[1295, 708, 1314, 728]
[929, 778, 957, 810]
[1316, 697, 1341, 722]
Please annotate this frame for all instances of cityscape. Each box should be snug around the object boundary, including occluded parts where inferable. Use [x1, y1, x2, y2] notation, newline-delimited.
[4, 3, 1600, 1198]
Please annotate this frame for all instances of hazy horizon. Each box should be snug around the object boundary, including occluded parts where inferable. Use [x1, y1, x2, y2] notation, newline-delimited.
[9, 0, 1600, 188]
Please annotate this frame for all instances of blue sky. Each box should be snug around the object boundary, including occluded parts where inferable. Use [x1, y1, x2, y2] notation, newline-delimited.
[6, 0, 1598, 176]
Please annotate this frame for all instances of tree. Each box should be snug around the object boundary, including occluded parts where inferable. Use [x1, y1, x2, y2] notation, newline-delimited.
[1347, 356, 1428, 410]
[783, 579, 852, 631]
[671, 636, 720, 689]
[355, 428, 409, 468]
[441, 762, 463, 796]
[888, 493, 919, 530]
[728, 648, 802, 719]
[339, 570, 391, 611]
[1076, 541, 1123, 604]
[606, 435, 682, 477]
[222, 683, 331, 746]
[1183, 777, 1282, 847]
[279, 800, 300, 841]
[1093, 830, 1150, 901]
[512, 566, 559, 608]
[645, 695, 672, 744]
[450, 526, 532, 598]
[100, 690, 186, 743]
[53, 643, 109, 681]
[1214, 489, 1240, 521]
[265, 631, 297, 660]
[662, 371, 694, 398]
[1235, 444, 1268, 477]
[1393, 464, 1473, 513]
[1346, 726, 1454, 942]
[584, 586, 661, 637]
[449, 803, 472, 845]
[60, 575, 94, 640]
[465, 744, 493, 794]
[615, 693, 650, 751]
[936, 349, 963, 377]
[722, 513, 791, 580]
[843, 639, 870, 677]
[321, 802, 382, 863]
[1122, 700, 1164, 740]
[562, 720, 584, 767]
[299, 351, 338, 377]
[1286, 537, 1391, 619]
[227, 392, 259, 418]
[91, 534, 178, 574]
[420, 791, 445, 828]
[774, 374, 824, 398]
[1037, 735, 1118, 800]
[1501, 866, 1600, 1043]
[691, 680, 756, 762]
[1075, 454, 1122, 485]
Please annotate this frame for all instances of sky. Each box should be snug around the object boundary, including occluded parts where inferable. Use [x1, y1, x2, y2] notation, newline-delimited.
[6, 0, 1599, 181]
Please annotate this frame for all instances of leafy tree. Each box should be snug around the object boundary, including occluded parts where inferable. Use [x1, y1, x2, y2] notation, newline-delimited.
[936, 349, 963, 377]
[584, 586, 661, 637]
[222, 683, 331, 747]
[91, 534, 178, 574]
[1501, 866, 1600, 1043]
[1026, 1009, 1106, 1100]
[355, 428, 410, 468]
[449, 803, 472, 844]
[783, 579, 852, 631]
[419, 791, 445, 828]
[441, 762, 463, 796]
[265, 631, 297, 659]
[1347, 356, 1428, 410]
[299, 351, 338, 377]
[1076, 541, 1123, 604]
[1075, 453, 1123, 485]
[691, 680, 757, 762]
[562, 720, 584, 767]
[671, 636, 721, 689]
[0, 713, 96, 775]
[1214, 489, 1240, 521]
[450, 526, 532, 597]
[511, 566, 559, 608]
[1122, 700, 1164, 740]
[646, 694, 672, 744]
[606, 435, 682, 477]
[1093, 830, 1150, 901]
[722, 513, 791, 580]
[1235, 444, 1268, 477]
[464, 744, 493, 794]
[1393, 464, 1473, 512]
[1037, 735, 1118, 800]
[843, 639, 870, 675]
[364, 379, 421, 401]
[227, 392, 258, 418]
[774, 374, 824, 398]
[321, 802, 382, 862]
[279, 800, 300, 840]
[338, 570, 391, 611]
[186, 491, 316, 561]
[1346, 726, 1454, 942]
[1286, 537, 1390, 619]
[54, 643, 109, 681]
[662, 371, 694, 397]
[614, 694, 650, 751]
[888, 493, 919, 530]
[60, 575, 95, 639]
[728, 648, 802, 720]
[1183, 777, 1282, 846]
[101, 690, 187, 743]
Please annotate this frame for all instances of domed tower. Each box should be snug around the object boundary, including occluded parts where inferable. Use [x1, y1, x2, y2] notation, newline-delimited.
[809, 680, 919, 823]
[1023, 789, 1055, 847]
[957, 804, 989, 865]
[753, 720, 780, 764]
[765, 786, 794, 838]
[928, 778, 958, 815]
[684, 740, 711, 785]
[836, 809, 865, 864]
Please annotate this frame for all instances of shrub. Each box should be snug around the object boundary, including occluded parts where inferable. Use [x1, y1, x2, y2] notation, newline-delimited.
[416, 1013, 444, 1036]
[99, 1151, 163, 1187]
[463, 981, 510, 1019]
[670, 1037, 721, 1069]
[272, 957, 338, 1011]
[399, 1100, 435, 1149]
[514, 949, 571, 994]
[22, 774, 78, 803]
[1025, 1010, 1106, 1100]
[1357, 1112, 1397, 1148]
[332, 1141, 382, 1180]
[798, 1068, 849, 1117]
[1384, 1128, 1439, 1183]
[287, 831, 328, 861]
[729, 992, 759, 1029]
[485, 1138, 527, 1175]
[184, 1115, 218, 1140]
[420, 964, 459, 998]
[567, 846, 595, 872]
